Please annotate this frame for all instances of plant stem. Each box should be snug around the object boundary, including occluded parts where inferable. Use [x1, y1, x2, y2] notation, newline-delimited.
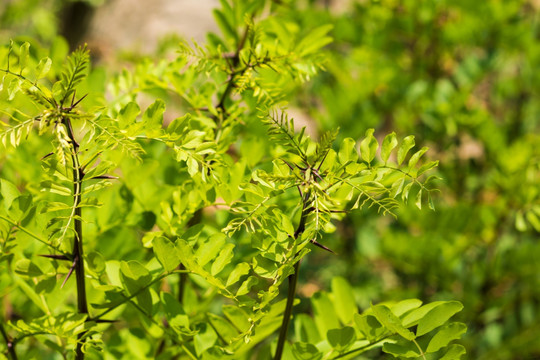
[274, 260, 300, 360]
[0, 323, 17, 360]
[215, 22, 250, 113]
[178, 263, 187, 303]
[413, 339, 427, 360]
[63, 117, 88, 359]
[329, 335, 393, 359]
[179, 209, 202, 303]
[0, 215, 67, 255]
[274, 196, 310, 360]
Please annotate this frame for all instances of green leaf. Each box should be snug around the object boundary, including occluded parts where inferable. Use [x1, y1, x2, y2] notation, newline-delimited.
[236, 276, 259, 296]
[401, 182, 414, 202]
[383, 341, 421, 358]
[391, 299, 423, 317]
[312, 292, 340, 338]
[331, 277, 357, 324]
[415, 188, 423, 209]
[153, 237, 180, 272]
[526, 210, 540, 232]
[119, 260, 152, 294]
[175, 238, 226, 290]
[338, 138, 358, 165]
[408, 147, 428, 169]
[298, 24, 333, 56]
[417, 160, 438, 177]
[35, 276, 56, 294]
[354, 313, 385, 342]
[226, 262, 250, 287]
[212, 8, 238, 42]
[292, 342, 322, 360]
[15, 259, 43, 277]
[19, 42, 30, 73]
[202, 346, 234, 359]
[428, 192, 435, 211]
[161, 292, 191, 333]
[440, 344, 467, 360]
[208, 313, 238, 343]
[143, 99, 165, 136]
[187, 157, 198, 176]
[426, 322, 467, 353]
[196, 233, 226, 267]
[295, 314, 322, 344]
[517, 213, 531, 232]
[360, 129, 378, 164]
[36, 57, 52, 79]
[222, 305, 251, 332]
[119, 101, 141, 129]
[280, 211, 295, 236]
[381, 132, 398, 163]
[14, 277, 48, 314]
[87, 251, 106, 275]
[397, 135, 415, 165]
[210, 243, 234, 276]
[40, 181, 72, 196]
[194, 323, 218, 356]
[0, 73, 6, 92]
[402, 301, 444, 327]
[1, 178, 21, 209]
[372, 304, 415, 340]
[390, 177, 405, 198]
[416, 301, 464, 336]
[119, 260, 153, 314]
[327, 326, 356, 352]
[7, 77, 21, 101]
[138, 211, 156, 231]
[59, 45, 89, 103]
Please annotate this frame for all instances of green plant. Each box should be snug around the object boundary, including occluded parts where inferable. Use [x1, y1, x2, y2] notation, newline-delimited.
[1, 1, 468, 359]
[297, 1, 540, 358]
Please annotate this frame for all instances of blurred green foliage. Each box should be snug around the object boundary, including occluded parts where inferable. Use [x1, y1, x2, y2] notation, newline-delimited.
[1, 0, 539, 359]
[296, 1, 540, 359]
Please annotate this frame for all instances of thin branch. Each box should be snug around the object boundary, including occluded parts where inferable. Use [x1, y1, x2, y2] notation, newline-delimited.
[90, 272, 187, 321]
[62, 116, 87, 360]
[0, 215, 68, 255]
[274, 260, 300, 360]
[0, 68, 55, 107]
[0, 323, 18, 360]
[274, 194, 311, 360]
[329, 335, 394, 359]
[413, 339, 427, 360]
[215, 22, 251, 113]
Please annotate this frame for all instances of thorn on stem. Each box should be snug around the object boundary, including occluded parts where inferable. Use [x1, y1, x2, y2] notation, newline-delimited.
[70, 90, 77, 108]
[93, 319, 118, 324]
[41, 152, 54, 160]
[281, 159, 295, 171]
[90, 174, 118, 180]
[70, 93, 88, 110]
[310, 239, 336, 254]
[39, 254, 71, 261]
[61, 256, 78, 288]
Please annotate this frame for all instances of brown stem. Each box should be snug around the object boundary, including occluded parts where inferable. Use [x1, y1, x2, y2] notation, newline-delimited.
[178, 208, 203, 303]
[0, 323, 17, 360]
[274, 196, 310, 360]
[178, 263, 187, 303]
[215, 22, 251, 113]
[274, 261, 300, 360]
[63, 117, 88, 359]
